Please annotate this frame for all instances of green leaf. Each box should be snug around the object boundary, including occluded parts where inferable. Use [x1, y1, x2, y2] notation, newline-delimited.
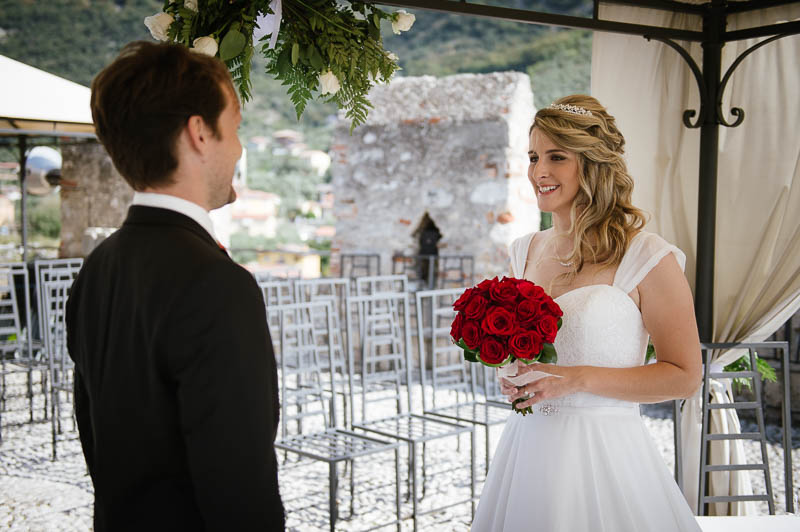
[220, 28, 246, 61]
[645, 342, 656, 363]
[557, 317, 563, 329]
[310, 46, 324, 70]
[368, 22, 380, 41]
[756, 356, 777, 383]
[291, 42, 299, 65]
[463, 350, 478, 363]
[477, 354, 513, 368]
[537, 343, 558, 364]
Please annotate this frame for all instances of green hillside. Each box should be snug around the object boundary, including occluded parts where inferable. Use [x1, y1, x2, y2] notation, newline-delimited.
[0, 0, 592, 211]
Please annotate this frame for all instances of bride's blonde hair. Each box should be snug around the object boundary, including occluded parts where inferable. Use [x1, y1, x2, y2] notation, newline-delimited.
[532, 95, 647, 278]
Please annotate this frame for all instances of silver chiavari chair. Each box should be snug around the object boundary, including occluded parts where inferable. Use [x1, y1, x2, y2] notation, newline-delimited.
[346, 291, 476, 532]
[415, 288, 510, 475]
[270, 300, 401, 532]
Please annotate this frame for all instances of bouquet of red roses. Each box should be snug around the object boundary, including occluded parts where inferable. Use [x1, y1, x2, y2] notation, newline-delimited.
[451, 276, 563, 413]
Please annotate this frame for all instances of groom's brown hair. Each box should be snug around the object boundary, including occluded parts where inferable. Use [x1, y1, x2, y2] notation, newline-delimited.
[90, 41, 233, 191]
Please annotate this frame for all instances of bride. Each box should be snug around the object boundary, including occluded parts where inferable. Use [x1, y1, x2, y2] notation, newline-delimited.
[472, 95, 703, 531]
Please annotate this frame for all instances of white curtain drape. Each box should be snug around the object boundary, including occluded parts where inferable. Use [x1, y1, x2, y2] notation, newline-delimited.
[591, 1, 800, 515]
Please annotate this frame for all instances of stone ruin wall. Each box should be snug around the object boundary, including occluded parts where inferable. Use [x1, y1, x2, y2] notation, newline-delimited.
[60, 142, 133, 257]
[330, 71, 540, 284]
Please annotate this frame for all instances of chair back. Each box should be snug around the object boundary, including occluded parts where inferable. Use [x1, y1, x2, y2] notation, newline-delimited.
[268, 300, 337, 438]
[340, 252, 381, 282]
[42, 279, 73, 387]
[257, 279, 295, 307]
[34, 258, 82, 343]
[355, 274, 407, 297]
[0, 266, 23, 354]
[415, 287, 475, 412]
[294, 278, 349, 377]
[345, 292, 412, 424]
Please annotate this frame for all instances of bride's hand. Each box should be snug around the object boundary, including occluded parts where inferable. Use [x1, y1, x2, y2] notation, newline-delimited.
[499, 377, 517, 398]
[508, 364, 587, 409]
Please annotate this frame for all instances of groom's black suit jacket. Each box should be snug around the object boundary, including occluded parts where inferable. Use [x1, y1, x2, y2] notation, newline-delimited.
[66, 205, 284, 531]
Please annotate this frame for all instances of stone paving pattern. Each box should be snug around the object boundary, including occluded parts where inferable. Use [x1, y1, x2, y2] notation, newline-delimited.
[1, 371, 797, 531]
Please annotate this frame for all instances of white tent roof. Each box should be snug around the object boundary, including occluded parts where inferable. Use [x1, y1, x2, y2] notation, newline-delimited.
[0, 54, 95, 138]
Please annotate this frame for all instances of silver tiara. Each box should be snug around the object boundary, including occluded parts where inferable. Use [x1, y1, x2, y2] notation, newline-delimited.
[548, 103, 593, 117]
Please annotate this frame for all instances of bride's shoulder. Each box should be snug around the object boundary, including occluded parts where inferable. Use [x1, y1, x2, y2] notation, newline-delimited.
[618, 230, 687, 284]
[509, 228, 552, 258]
[626, 230, 683, 256]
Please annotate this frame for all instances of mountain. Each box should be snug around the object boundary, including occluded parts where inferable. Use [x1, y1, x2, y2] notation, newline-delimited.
[0, 0, 593, 182]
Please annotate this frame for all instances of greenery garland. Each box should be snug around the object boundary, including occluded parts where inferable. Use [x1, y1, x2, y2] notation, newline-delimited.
[144, 0, 414, 130]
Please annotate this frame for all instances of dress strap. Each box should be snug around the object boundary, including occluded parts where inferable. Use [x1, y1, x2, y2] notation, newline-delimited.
[509, 232, 536, 278]
[613, 231, 687, 294]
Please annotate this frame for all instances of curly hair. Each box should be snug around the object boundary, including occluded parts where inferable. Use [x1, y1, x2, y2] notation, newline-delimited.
[531, 95, 647, 279]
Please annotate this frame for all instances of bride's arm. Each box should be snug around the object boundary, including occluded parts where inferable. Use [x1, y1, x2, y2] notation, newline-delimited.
[510, 253, 702, 406]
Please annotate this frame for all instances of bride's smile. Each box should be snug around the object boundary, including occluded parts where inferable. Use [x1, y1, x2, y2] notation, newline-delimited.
[528, 127, 580, 222]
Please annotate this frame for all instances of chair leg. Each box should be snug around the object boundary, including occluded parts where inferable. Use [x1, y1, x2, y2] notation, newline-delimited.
[27, 365, 34, 422]
[42, 368, 48, 420]
[349, 459, 355, 518]
[50, 385, 57, 461]
[470, 429, 476, 519]
[328, 461, 339, 532]
[410, 441, 418, 532]
[484, 425, 491, 476]
[55, 387, 62, 435]
[421, 441, 427, 498]
[395, 447, 401, 532]
[1, 360, 6, 412]
[405, 442, 412, 502]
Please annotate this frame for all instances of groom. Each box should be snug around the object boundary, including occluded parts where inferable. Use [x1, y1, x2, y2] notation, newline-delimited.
[66, 42, 284, 531]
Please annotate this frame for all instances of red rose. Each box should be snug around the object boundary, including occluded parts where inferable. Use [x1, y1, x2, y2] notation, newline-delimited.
[450, 312, 465, 342]
[542, 298, 563, 318]
[453, 287, 474, 312]
[481, 306, 516, 336]
[461, 320, 483, 350]
[490, 277, 518, 306]
[535, 315, 559, 343]
[519, 282, 545, 302]
[464, 295, 489, 321]
[473, 277, 498, 296]
[478, 336, 507, 365]
[516, 298, 541, 327]
[508, 330, 543, 360]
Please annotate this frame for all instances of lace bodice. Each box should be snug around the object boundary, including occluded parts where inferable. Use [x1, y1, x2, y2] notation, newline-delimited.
[508, 231, 686, 408]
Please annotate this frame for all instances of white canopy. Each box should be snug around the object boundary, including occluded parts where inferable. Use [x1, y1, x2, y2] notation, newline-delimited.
[0, 54, 95, 138]
[592, 0, 800, 516]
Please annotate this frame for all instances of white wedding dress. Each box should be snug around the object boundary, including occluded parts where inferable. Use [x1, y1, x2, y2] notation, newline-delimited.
[472, 231, 701, 532]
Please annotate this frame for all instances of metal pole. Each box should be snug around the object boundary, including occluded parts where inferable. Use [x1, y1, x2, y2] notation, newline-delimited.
[694, 1, 724, 343]
[18, 135, 28, 263]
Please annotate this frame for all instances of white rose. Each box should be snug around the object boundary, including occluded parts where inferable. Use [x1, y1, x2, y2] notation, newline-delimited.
[192, 36, 218, 56]
[144, 12, 174, 42]
[387, 52, 399, 63]
[319, 70, 340, 95]
[392, 10, 415, 34]
[184, 0, 198, 11]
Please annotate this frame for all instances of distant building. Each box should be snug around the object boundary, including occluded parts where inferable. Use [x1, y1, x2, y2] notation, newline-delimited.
[230, 188, 281, 238]
[298, 149, 331, 177]
[0, 194, 14, 228]
[330, 72, 537, 280]
[253, 243, 321, 279]
[247, 135, 270, 152]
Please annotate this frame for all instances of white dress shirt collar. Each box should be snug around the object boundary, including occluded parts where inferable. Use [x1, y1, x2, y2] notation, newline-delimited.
[131, 192, 217, 242]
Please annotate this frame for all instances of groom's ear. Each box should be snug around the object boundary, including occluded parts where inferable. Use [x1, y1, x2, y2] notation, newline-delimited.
[183, 115, 213, 156]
